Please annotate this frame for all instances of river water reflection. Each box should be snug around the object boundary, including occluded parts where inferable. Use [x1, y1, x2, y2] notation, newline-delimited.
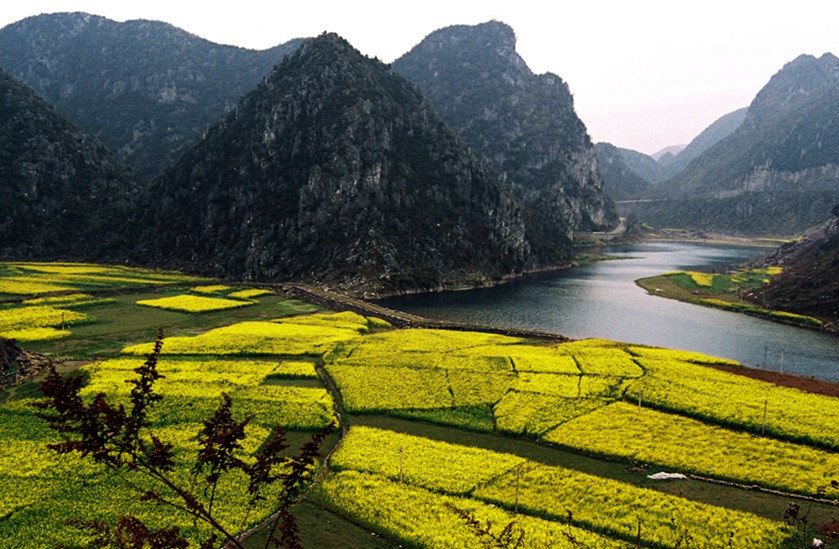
[378, 242, 839, 382]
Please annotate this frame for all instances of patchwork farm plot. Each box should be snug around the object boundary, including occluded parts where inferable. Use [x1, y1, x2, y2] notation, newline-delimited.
[637, 268, 825, 329]
[1, 261, 837, 548]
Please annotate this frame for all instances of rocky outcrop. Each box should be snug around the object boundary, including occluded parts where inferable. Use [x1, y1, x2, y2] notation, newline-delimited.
[0, 337, 49, 390]
[0, 12, 302, 180]
[393, 21, 618, 264]
[132, 34, 533, 295]
[754, 207, 839, 323]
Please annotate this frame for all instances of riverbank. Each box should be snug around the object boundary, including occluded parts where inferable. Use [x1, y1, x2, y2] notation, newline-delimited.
[636, 271, 833, 333]
[639, 227, 791, 248]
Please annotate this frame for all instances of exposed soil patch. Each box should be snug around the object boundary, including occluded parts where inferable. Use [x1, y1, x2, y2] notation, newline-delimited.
[709, 363, 839, 397]
[1, 337, 51, 391]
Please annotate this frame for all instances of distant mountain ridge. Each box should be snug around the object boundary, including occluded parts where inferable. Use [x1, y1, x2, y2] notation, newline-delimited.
[627, 53, 839, 235]
[0, 12, 302, 180]
[596, 107, 747, 203]
[652, 145, 685, 162]
[393, 21, 618, 264]
[658, 108, 747, 177]
[131, 34, 534, 294]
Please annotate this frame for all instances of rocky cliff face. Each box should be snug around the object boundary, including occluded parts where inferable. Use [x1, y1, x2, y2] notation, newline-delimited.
[133, 34, 533, 295]
[0, 12, 302, 181]
[631, 54, 839, 235]
[0, 69, 135, 259]
[393, 21, 618, 264]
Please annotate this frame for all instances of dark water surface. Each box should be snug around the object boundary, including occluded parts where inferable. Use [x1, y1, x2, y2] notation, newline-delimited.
[379, 242, 839, 382]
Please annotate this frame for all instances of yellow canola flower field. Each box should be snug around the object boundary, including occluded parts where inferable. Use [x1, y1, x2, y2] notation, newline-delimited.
[0, 304, 90, 341]
[493, 391, 608, 435]
[0, 305, 88, 331]
[628, 348, 839, 449]
[513, 372, 627, 398]
[458, 343, 579, 373]
[22, 292, 113, 307]
[321, 325, 839, 499]
[80, 357, 335, 430]
[331, 426, 525, 494]
[269, 360, 318, 378]
[228, 288, 273, 299]
[328, 365, 453, 410]
[326, 427, 793, 548]
[279, 310, 389, 334]
[191, 284, 233, 293]
[136, 294, 254, 313]
[121, 312, 373, 356]
[0, 278, 76, 294]
[475, 463, 792, 548]
[0, 312, 348, 547]
[0, 327, 72, 342]
[0, 261, 206, 296]
[544, 402, 839, 497]
[560, 343, 644, 377]
[337, 328, 522, 357]
[0, 397, 289, 547]
[81, 358, 279, 394]
[316, 470, 632, 549]
[6, 263, 113, 275]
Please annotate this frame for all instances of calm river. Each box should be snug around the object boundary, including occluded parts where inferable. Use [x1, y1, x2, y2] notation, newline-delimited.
[379, 241, 839, 382]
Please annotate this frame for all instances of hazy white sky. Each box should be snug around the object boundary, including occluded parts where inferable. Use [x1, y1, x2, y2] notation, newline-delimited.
[2, 1, 838, 155]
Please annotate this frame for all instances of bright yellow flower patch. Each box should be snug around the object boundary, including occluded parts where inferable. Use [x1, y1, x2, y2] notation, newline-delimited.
[0, 304, 89, 340]
[0, 278, 75, 295]
[476, 463, 792, 548]
[327, 364, 453, 410]
[0, 327, 72, 342]
[191, 284, 233, 294]
[327, 427, 792, 547]
[544, 402, 839, 497]
[493, 391, 607, 435]
[688, 271, 716, 287]
[0, 261, 206, 296]
[121, 314, 367, 356]
[136, 294, 254, 313]
[316, 470, 631, 549]
[228, 288, 273, 299]
[270, 360, 318, 378]
[627, 348, 839, 449]
[331, 426, 525, 494]
[22, 293, 114, 307]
